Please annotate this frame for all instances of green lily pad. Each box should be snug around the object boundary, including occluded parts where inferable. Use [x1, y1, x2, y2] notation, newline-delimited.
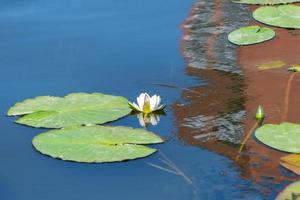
[232, 0, 300, 5]
[276, 181, 300, 200]
[253, 5, 300, 29]
[7, 93, 131, 128]
[255, 123, 300, 153]
[32, 125, 163, 163]
[228, 26, 275, 45]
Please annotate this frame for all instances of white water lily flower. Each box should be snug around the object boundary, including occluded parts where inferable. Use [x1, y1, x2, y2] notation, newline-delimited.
[129, 93, 165, 114]
[137, 113, 160, 127]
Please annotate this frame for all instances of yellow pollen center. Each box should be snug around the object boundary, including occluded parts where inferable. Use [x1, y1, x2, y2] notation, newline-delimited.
[143, 95, 151, 114]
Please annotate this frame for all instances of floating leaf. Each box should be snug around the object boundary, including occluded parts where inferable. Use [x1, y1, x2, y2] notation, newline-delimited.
[276, 181, 300, 200]
[7, 93, 131, 128]
[281, 154, 300, 167]
[280, 154, 300, 175]
[253, 5, 300, 29]
[280, 162, 300, 175]
[32, 125, 163, 163]
[288, 65, 300, 72]
[257, 60, 285, 70]
[228, 26, 275, 45]
[232, 0, 300, 5]
[255, 123, 300, 153]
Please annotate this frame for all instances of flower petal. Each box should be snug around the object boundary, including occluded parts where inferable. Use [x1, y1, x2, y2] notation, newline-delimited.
[133, 102, 142, 111]
[150, 95, 158, 111]
[142, 93, 151, 113]
[153, 104, 165, 112]
[137, 93, 146, 110]
[128, 101, 142, 112]
[155, 95, 161, 109]
[144, 93, 151, 100]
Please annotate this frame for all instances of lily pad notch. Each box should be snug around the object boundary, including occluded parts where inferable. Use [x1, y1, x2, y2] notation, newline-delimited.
[228, 26, 275, 45]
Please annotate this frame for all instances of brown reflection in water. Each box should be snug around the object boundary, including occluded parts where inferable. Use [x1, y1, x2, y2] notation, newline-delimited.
[173, 67, 254, 178]
[206, 0, 222, 65]
[238, 27, 300, 182]
[176, 0, 300, 188]
[174, 67, 244, 148]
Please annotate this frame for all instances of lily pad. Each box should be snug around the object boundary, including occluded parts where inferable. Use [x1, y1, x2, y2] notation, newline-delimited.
[253, 5, 300, 29]
[255, 123, 300, 153]
[281, 154, 300, 167]
[257, 60, 285, 70]
[32, 125, 163, 163]
[276, 181, 300, 200]
[280, 154, 300, 175]
[228, 26, 275, 45]
[232, 0, 300, 5]
[280, 162, 300, 175]
[7, 93, 131, 128]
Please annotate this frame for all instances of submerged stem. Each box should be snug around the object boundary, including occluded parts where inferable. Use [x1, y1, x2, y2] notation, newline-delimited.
[145, 162, 179, 175]
[235, 122, 258, 162]
[146, 151, 193, 185]
[159, 152, 193, 184]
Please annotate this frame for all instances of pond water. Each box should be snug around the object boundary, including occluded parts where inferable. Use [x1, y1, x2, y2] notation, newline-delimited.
[1, 0, 298, 199]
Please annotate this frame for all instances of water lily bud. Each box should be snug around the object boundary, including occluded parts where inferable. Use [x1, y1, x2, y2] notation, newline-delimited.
[255, 105, 265, 122]
[288, 65, 300, 73]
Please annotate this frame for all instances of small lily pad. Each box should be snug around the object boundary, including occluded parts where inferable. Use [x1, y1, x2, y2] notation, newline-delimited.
[232, 0, 300, 5]
[7, 93, 131, 128]
[32, 126, 164, 163]
[253, 5, 300, 29]
[276, 181, 300, 200]
[257, 60, 285, 70]
[228, 26, 275, 45]
[255, 123, 300, 153]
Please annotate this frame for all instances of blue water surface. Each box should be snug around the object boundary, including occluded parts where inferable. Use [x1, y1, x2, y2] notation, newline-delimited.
[0, 0, 265, 199]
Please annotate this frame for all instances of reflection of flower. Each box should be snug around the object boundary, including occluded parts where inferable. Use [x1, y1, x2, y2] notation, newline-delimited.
[137, 113, 160, 127]
[129, 93, 165, 114]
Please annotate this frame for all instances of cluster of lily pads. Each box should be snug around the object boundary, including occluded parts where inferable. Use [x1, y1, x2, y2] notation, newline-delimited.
[229, 0, 300, 173]
[255, 117, 300, 197]
[228, 0, 300, 197]
[7, 92, 165, 163]
[252, 74, 300, 198]
[228, 0, 300, 45]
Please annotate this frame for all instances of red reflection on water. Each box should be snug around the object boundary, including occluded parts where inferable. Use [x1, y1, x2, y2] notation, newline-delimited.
[176, 0, 300, 191]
